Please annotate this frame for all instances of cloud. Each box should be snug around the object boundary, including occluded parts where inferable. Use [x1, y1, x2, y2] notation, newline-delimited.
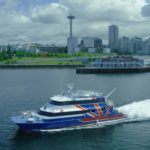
[0, 0, 5, 6]
[29, 3, 68, 24]
[0, 0, 149, 45]
[142, 0, 150, 17]
[61, 0, 145, 22]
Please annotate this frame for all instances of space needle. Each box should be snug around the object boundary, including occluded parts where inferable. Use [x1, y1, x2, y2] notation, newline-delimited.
[67, 15, 75, 37]
[67, 15, 78, 54]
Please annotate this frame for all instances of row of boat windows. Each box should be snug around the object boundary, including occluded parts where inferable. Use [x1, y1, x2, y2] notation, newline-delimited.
[38, 106, 108, 117]
[38, 110, 90, 117]
[50, 98, 105, 106]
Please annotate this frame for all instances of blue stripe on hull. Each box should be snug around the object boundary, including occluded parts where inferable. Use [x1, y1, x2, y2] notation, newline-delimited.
[17, 119, 87, 131]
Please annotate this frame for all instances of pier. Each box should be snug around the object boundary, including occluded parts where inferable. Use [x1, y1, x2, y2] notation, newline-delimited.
[76, 67, 150, 74]
[76, 56, 150, 74]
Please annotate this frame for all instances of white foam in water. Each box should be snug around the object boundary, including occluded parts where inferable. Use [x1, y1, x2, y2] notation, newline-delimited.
[118, 99, 150, 120]
[40, 97, 150, 133]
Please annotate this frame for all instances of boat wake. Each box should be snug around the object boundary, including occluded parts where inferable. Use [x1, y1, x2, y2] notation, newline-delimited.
[117, 99, 150, 122]
[40, 99, 150, 133]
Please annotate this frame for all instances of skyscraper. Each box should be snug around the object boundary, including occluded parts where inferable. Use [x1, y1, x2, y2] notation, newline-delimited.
[143, 38, 150, 55]
[118, 36, 130, 54]
[129, 37, 143, 54]
[109, 25, 119, 51]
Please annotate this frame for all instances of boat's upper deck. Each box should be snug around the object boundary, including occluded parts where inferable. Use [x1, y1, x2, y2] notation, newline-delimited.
[51, 95, 104, 102]
[50, 91, 105, 105]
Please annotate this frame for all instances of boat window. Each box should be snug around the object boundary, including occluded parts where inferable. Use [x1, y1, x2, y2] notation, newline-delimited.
[91, 109, 96, 113]
[38, 110, 90, 117]
[101, 107, 106, 111]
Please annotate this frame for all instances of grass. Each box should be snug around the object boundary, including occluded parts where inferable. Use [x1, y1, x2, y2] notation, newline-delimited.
[15, 57, 56, 61]
[26, 60, 83, 65]
[0, 52, 116, 65]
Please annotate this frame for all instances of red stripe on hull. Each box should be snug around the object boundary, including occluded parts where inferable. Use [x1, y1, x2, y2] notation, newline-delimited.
[106, 106, 111, 115]
[76, 104, 98, 117]
[94, 103, 103, 116]
[82, 114, 125, 122]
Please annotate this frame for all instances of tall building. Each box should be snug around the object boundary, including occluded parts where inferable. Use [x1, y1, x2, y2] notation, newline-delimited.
[67, 15, 78, 54]
[129, 37, 143, 54]
[118, 36, 130, 54]
[109, 25, 119, 51]
[143, 38, 150, 55]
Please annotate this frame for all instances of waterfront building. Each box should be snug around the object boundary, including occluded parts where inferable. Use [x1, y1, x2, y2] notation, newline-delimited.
[109, 25, 119, 51]
[10, 44, 38, 52]
[37, 45, 59, 53]
[103, 45, 111, 53]
[94, 38, 103, 53]
[93, 56, 144, 68]
[118, 36, 130, 54]
[82, 37, 94, 48]
[9, 44, 29, 51]
[143, 38, 150, 55]
[129, 37, 143, 54]
[94, 38, 102, 48]
[81, 37, 102, 53]
[81, 37, 95, 53]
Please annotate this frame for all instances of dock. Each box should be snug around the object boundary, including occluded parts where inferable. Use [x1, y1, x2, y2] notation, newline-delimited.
[76, 56, 150, 74]
[76, 67, 150, 74]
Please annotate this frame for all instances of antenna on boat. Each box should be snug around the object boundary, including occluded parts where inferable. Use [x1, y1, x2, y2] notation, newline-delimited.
[105, 88, 117, 99]
[63, 83, 74, 96]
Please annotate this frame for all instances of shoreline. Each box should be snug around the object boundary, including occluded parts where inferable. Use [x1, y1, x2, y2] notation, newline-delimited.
[1, 65, 150, 74]
[0, 64, 85, 69]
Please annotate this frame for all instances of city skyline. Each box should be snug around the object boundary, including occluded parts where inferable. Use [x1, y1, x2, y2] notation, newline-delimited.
[0, 0, 150, 44]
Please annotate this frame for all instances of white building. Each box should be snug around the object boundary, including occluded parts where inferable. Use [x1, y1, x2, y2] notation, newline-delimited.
[82, 37, 95, 48]
[103, 46, 111, 54]
[67, 37, 78, 54]
[81, 37, 102, 53]
[109, 25, 119, 51]
[81, 37, 95, 53]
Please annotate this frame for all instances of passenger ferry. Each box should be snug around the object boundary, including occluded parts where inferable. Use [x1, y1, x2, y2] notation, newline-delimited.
[11, 89, 126, 132]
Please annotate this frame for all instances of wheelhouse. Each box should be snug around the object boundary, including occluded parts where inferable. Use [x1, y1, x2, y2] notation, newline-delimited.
[50, 96, 105, 106]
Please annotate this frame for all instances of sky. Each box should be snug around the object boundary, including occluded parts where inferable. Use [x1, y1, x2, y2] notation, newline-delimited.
[0, 0, 150, 45]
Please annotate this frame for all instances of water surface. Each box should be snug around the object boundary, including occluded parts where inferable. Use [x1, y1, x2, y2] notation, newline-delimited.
[0, 69, 150, 150]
